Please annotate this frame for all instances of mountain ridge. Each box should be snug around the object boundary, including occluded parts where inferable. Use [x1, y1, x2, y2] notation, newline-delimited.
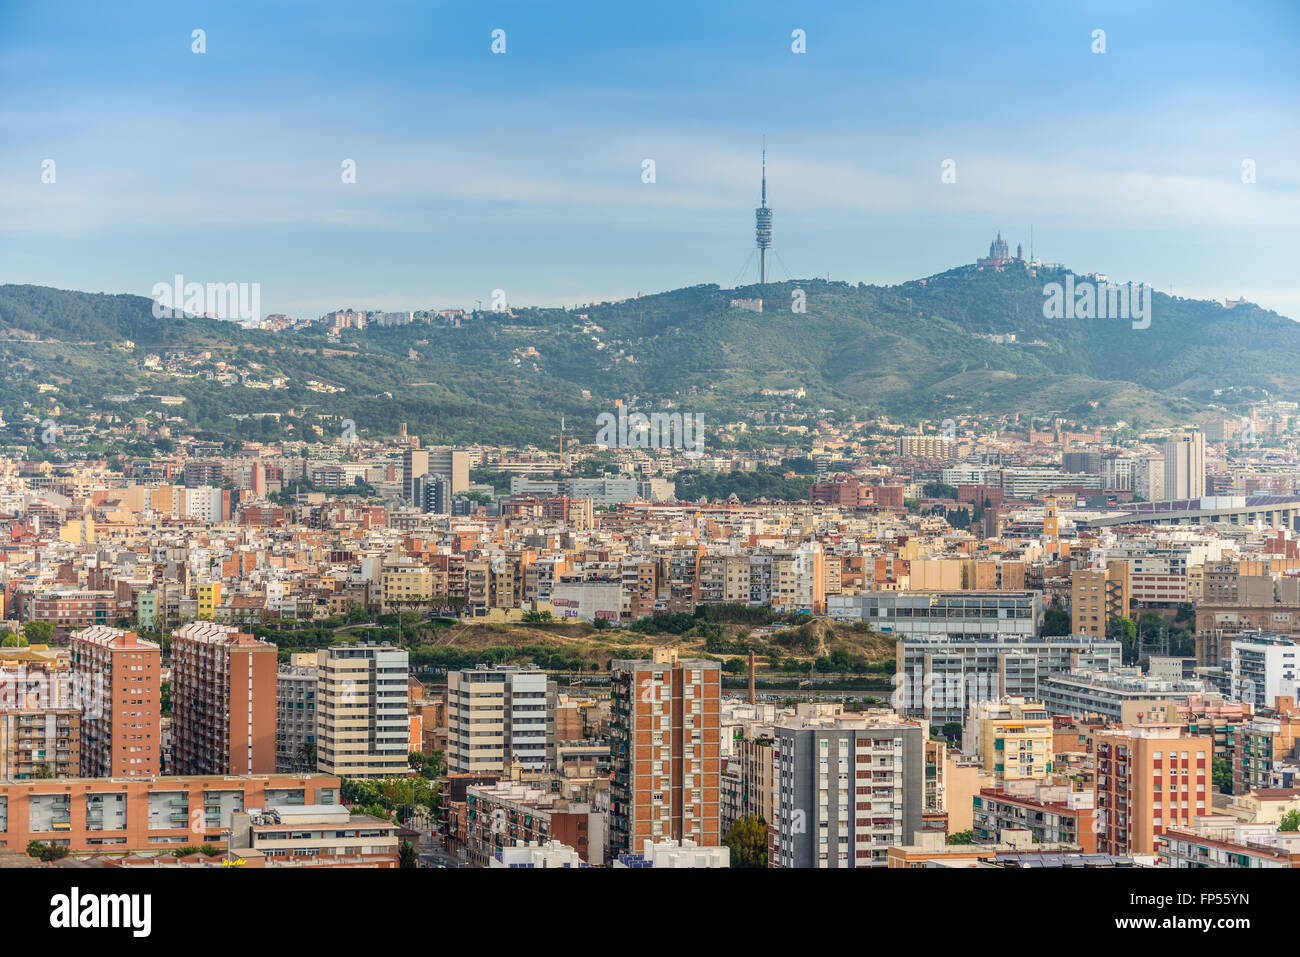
[0, 264, 1292, 448]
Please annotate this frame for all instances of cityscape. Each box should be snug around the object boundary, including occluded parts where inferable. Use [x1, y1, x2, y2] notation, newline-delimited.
[3, 0, 1296, 941]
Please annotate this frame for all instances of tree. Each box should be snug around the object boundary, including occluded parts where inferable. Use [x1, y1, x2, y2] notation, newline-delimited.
[34, 763, 53, 779]
[1279, 809, 1300, 832]
[296, 741, 318, 773]
[1106, 616, 1139, 664]
[723, 814, 768, 868]
[26, 839, 69, 862]
[0, 633, 27, 647]
[1043, 607, 1071, 637]
[22, 620, 53, 645]
[940, 722, 963, 745]
[409, 750, 445, 779]
[1212, 757, 1233, 795]
[399, 840, 418, 868]
[948, 830, 975, 845]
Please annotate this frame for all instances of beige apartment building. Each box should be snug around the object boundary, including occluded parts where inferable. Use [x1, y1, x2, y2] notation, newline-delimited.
[965, 698, 1053, 781]
[446, 664, 556, 775]
[0, 709, 81, 780]
[381, 562, 434, 611]
[1071, 561, 1130, 638]
[315, 643, 410, 779]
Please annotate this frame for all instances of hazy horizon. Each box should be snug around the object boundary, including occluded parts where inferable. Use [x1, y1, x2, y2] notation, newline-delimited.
[3, 0, 1297, 318]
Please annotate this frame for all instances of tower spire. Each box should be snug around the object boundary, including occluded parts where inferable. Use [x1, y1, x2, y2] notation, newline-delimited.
[755, 141, 773, 285]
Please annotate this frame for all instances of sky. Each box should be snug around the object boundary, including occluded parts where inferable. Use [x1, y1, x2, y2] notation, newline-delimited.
[2, 0, 1298, 319]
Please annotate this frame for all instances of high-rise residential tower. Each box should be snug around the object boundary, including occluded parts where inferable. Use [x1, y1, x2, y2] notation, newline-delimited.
[70, 626, 162, 778]
[609, 649, 721, 859]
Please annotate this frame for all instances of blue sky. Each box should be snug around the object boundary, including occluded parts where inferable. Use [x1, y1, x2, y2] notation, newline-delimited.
[2, 0, 1297, 318]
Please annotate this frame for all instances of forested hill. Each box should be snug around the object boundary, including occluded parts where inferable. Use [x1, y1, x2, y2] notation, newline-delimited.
[0, 266, 1291, 447]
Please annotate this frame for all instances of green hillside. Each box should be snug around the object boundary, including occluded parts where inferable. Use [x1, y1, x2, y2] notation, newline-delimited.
[0, 266, 1292, 450]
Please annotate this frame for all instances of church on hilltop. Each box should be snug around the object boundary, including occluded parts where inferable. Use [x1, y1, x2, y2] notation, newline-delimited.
[977, 231, 1024, 269]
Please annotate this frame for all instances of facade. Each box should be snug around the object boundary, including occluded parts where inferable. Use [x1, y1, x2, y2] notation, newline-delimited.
[1229, 633, 1299, 709]
[609, 650, 721, 860]
[1163, 431, 1206, 500]
[380, 561, 434, 611]
[1159, 821, 1300, 868]
[1070, 563, 1130, 638]
[829, 590, 1042, 639]
[896, 435, 955, 461]
[446, 664, 557, 775]
[315, 643, 410, 779]
[895, 634, 1123, 725]
[276, 663, 318, 773]
[170, 622, 277, 776]
[1040, 668, 1212, 723]
[1093, 726, 1210, 855]
[964, 698, 1053, 781]
[1234, 703, 1300, 795]
[228, 804, 398, 867]
[773, 714, 924, 868]
[0, 774, 339, 853]
[972, 783, 1096, 851]
[463, 781, 600, 866]
[0, 709, 80, 780]
[69, 626, 162, 778]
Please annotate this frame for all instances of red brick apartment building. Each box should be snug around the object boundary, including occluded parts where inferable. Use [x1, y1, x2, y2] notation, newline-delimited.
[170, 622, 277, 775]
[69, 626, 161, 778]
[609, 650, 721, 860]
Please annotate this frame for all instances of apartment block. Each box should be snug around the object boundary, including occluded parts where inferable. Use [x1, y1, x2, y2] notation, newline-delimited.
[463, 781, 601, 866]
[171, 622, 277, 776]
[972, 782, 1096, 851]
[69, 626, 161, 778]
[1070, 562, 1130, 638]
[1234, 701, 1300, 795]
[1229, 634, 1299, 709]
[276, 662, 318, 773]
[774, 714, 924, 868]
[1040, 667, 1214, 723]
[0, 774, 339, 853]
[609, 650, 721, 859]
[964, 697, 1053, 781]
[315, 643, 410, 779]
[0, 710, 80, 780]
[380, 561, 434, 611]
[447, 664, 557, 775]
[1160, 818, 1300, 868]
[1094, 726, 1210, 855]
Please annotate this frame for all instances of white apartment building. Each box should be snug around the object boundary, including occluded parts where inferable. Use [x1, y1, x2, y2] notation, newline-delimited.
[447, 664, 556, 774]
[314, 643, 409, 779]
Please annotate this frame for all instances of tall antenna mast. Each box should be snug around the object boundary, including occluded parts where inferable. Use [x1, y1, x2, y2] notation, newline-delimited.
[755, 139, 773, 286]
